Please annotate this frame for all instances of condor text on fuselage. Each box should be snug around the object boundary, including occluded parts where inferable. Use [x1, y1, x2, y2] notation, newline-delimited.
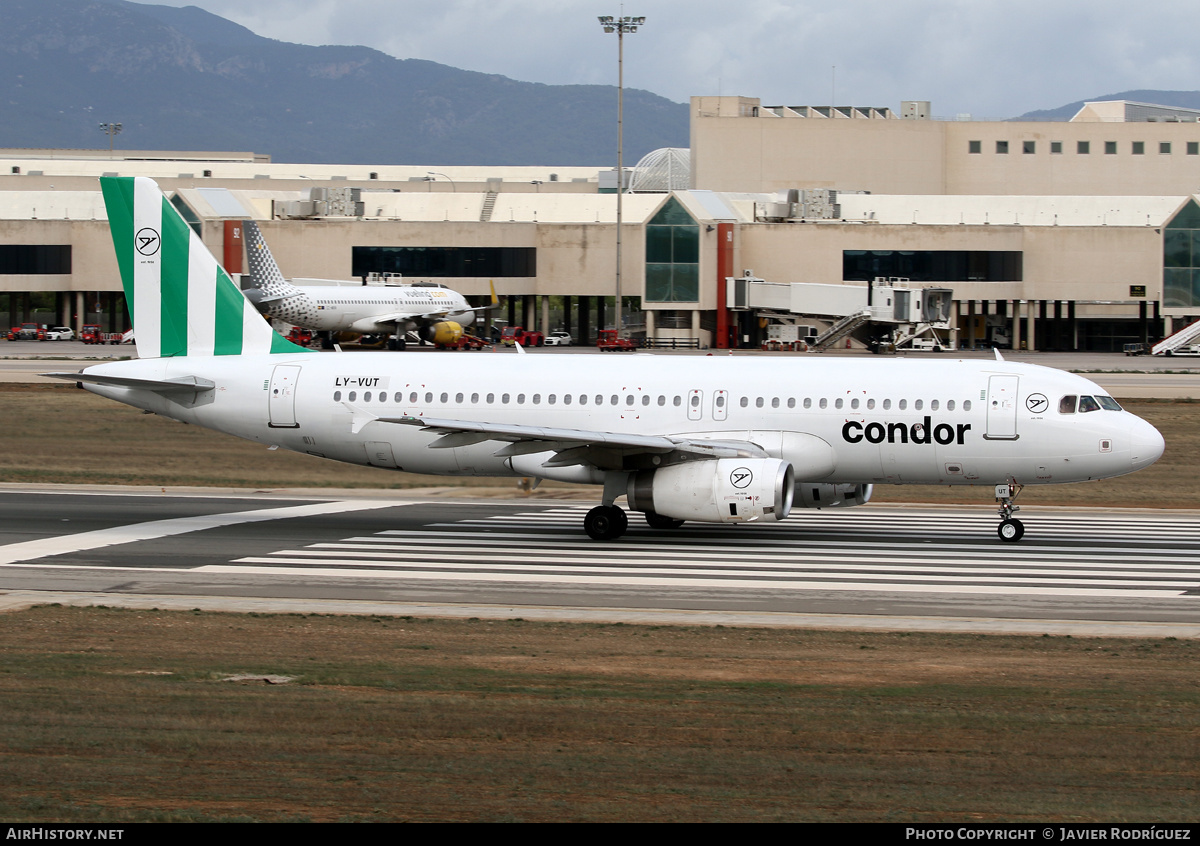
[843, 417, 971, 446]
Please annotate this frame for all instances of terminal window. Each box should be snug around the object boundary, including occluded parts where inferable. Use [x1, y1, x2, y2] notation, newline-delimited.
[1189, 142, 1199, 155]
[1051, 141, 1063, 154]
[0, 244, 71, 274]
[351, 246, 535, 278]
[645, 197, 700, 302]
[1077, 141, 1090, 154]
[1023, 141, 1035, 154]
[1161, 142, 1172, 155]
[968, 140, 981, 154]
[1105, 141, 1118, 154]
[1132, 141, 1145, 155]
[996, 141, 1009, 154]
[843, 250, 1022, 283]
[1163, 200, 1200, 308]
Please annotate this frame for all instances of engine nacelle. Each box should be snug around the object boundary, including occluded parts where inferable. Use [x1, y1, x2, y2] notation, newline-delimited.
[793, 482, 873, 509]
[627, 458, 794, 524]
[418, 321, 464, 345]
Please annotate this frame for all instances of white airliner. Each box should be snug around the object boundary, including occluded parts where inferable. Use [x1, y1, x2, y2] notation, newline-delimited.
[240, 220, 493, 349]
[50, 177, 1165, 542]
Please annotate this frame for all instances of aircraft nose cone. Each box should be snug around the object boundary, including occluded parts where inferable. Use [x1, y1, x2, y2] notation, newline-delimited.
[1129, 416, 1165, 471]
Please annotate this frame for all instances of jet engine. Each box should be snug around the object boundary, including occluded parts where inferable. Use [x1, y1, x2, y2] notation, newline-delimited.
[793, 482, 873, 509]
[627, 458, 794, 524]
[418, 321, 464, 345]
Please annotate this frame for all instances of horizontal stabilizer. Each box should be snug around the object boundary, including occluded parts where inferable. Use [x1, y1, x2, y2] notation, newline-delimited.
[43, 372, 215, 394]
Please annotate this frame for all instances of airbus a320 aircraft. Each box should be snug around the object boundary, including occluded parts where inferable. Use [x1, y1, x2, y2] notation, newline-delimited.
[50, 178, 1165, 542]
[240, 220, 494, 349]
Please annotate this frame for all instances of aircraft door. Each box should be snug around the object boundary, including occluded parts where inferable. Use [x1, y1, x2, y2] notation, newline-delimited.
[688, 389, 703, 421]
[712, 390, 728, 421]
[985, 374, 1019, 440]
[268, 364, 301, 428]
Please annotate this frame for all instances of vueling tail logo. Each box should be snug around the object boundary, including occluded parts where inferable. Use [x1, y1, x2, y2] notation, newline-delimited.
[101, 176, 305, 359]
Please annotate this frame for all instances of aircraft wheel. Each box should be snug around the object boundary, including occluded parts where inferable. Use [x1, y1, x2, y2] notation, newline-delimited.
[644, 512, 685, 530]
[584, 505, 628, 540]
[997, 518, 1025, 542]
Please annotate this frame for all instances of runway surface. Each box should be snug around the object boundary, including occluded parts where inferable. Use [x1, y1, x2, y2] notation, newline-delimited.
[1, 489, 1197, 635]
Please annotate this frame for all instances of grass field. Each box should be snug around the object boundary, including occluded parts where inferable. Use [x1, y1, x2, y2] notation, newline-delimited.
[0, 606, 1197, 823]
[2, 383, 1198, 508]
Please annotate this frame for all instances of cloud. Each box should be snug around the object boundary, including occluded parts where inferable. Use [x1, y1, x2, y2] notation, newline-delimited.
[148, 0, 1200, 117]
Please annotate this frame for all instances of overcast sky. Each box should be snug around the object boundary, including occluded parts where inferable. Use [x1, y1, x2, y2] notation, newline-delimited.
[149, 0, 1200, 118]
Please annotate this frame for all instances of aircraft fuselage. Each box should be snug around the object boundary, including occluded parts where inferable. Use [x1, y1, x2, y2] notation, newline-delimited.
[79, 352, 1162, 489]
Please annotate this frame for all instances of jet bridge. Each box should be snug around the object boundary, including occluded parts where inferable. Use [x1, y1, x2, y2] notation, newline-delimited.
[726, 274, 953, 351]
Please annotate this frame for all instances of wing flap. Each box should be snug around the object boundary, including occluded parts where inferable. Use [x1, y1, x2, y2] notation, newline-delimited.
[373, 414, 770, 463]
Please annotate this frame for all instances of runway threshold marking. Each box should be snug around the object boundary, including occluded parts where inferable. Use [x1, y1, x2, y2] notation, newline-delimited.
[0, 500, 403, 566]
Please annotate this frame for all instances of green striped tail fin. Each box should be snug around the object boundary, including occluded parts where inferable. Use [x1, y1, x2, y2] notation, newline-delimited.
[100, 176, 306, 358]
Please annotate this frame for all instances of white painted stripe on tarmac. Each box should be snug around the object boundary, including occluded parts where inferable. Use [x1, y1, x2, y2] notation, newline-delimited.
[0, 500, 405, 566]
[228, 553, 1200, 588]
[196, 564, 1186, 598]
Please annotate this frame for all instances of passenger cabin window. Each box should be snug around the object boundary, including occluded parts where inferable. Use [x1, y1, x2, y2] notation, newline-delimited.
[1060, 396, 1077, 413]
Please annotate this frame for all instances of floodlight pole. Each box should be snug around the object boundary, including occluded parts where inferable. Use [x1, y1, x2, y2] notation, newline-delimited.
[598, 15, 644, 337]
[98, 122, 122, 155]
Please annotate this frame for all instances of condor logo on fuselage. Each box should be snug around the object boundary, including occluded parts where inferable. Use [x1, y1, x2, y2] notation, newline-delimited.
[842, 416, 972, 446]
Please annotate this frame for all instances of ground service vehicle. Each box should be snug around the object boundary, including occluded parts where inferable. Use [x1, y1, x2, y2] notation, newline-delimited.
[597, 328, 637, 352]
[7, 323, 43, 341]
[436, 334, 490, 351]
[80, 325, 105, 344]
[501, 326, 544, 347]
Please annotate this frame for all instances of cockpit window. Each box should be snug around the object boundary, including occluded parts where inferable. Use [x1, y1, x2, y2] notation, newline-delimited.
[1078, 396, 1101, 413]
[1059, 395, 1077, 414]
[1096, 396, 1123, 411]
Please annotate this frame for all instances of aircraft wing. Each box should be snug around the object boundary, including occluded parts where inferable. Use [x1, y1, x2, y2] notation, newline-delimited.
[347, 408, 768, 470]
[368, 311, 422, 327]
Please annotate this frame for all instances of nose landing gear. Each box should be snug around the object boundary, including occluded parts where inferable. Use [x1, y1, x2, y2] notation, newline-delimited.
[996, 481, 1024, 542]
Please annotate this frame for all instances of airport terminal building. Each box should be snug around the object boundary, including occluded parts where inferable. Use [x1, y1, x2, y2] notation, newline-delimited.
[3, 96, 1200, 351]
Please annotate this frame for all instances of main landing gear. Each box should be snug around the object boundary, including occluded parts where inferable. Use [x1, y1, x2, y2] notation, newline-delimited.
[584, 505, 627, 540]
[582, 507, 687, 539]
[995, 481, 1025, 542]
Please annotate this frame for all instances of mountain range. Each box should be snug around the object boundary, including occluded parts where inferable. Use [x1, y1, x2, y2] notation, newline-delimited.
[5, 1, 1200, 166]
[0, 0, 688, 165]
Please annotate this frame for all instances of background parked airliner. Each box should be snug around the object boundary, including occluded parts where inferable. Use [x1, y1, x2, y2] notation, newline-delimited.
[240, 221, 494, 349]
[50, 178, 1165, 542]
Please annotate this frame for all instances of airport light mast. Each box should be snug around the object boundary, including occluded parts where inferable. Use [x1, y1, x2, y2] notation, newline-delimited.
[98, 122, 122, 154]
[597, 14, 644, 338]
